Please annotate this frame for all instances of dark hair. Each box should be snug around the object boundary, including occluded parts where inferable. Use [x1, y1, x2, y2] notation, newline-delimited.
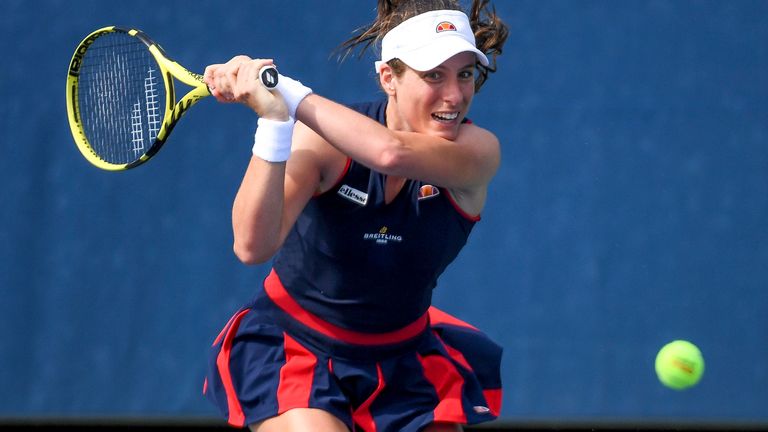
[339, 0, 509, 91]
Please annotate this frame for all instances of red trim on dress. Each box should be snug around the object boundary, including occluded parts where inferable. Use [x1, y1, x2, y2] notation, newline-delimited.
[277, 332, 318, 413]
[212, 309, 241, 347]
[351, 362, 386, 431]
[433, 330, 474, 372]
[265, 269, 428, 345]
[215, 308, 250, 427]
[314, 157, 352, 198]
[441, 188, 481, 222]
[418, 353, 468, 424]
[482, 388, 503, 417]
[428, 307, 479, 331]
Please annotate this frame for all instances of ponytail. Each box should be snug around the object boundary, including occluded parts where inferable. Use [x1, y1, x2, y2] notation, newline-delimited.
[469, 0, 509, 90]
[337, 0, 402, 62]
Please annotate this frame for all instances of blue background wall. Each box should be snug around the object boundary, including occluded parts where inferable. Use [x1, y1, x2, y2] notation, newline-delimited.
[1, 0, 766, 426]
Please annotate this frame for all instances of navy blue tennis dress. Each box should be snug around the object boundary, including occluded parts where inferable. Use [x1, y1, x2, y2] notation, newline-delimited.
[204, 100, 503, 431]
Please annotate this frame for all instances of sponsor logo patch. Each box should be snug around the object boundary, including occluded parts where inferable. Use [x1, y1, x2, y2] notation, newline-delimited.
[473, 406, 491, 414]
[418, 184, 440, 200]
[337, 184, 368, 206]
[363, 226, 403, 245]
[436, 21, 457, 32]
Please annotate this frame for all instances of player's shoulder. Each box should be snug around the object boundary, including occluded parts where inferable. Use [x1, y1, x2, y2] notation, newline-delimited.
[458, 120, 500, 153]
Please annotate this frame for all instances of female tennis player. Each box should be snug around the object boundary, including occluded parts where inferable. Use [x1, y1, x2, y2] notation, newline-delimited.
[203, 1, 508, 431]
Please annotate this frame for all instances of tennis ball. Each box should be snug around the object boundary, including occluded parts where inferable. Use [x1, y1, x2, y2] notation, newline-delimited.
[655, 340, 705, 390]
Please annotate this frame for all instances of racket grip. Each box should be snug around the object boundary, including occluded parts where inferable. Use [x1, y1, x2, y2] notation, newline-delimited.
[259, 66, 279, 89]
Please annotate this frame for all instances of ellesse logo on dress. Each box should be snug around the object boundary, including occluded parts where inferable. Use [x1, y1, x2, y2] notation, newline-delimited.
[337, 184, 368, 206]
[418, 184, 440, 200]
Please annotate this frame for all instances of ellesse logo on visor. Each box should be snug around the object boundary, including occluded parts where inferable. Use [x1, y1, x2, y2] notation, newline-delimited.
[436, 21, 457, 32]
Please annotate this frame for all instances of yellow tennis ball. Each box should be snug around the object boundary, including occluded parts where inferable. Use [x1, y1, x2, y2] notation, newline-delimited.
[655, 340, 705, 390]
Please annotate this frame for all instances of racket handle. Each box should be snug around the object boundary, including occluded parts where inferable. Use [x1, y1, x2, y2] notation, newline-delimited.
[259, 66, 279, 89]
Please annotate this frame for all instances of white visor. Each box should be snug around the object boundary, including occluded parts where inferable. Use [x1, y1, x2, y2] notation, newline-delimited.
[375, 9, 489, 73]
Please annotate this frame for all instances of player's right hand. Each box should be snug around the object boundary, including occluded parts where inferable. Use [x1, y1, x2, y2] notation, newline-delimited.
[204, 56, 289, 122]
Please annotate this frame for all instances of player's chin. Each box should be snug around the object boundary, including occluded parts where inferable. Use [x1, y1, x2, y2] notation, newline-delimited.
[428, 121, 461, 141]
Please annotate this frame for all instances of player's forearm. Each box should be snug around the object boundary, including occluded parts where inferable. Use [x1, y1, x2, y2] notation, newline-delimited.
[231, 157, 286, 265]
[295, 94, 406, 174]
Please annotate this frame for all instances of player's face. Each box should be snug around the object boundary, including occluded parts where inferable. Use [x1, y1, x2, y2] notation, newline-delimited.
[388, 52, 476, 141]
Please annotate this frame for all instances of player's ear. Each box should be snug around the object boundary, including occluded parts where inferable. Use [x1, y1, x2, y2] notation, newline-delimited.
[378, 65, 396, 96]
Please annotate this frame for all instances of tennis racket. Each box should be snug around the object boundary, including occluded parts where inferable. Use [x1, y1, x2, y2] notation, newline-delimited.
[66, 26, 279, 171]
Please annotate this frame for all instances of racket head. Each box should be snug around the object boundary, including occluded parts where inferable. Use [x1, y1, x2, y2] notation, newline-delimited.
[66, 26, 174, 171]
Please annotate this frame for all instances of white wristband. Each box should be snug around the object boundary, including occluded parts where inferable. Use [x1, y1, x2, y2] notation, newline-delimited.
[252, 117, 295, 162]
[276, 74, 312, 118]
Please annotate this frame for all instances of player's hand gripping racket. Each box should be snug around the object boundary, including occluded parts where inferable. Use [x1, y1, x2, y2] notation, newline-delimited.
[66, 26, 278, 171]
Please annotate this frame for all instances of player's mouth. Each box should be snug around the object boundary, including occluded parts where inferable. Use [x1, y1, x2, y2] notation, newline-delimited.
[431, 111, 460, 124]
